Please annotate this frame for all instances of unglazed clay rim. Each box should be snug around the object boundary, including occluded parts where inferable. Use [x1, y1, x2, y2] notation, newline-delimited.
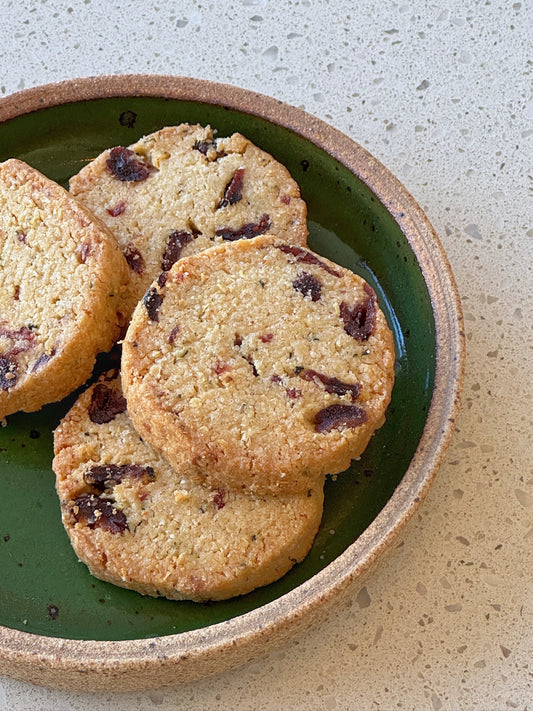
[0, 75, 465, 690]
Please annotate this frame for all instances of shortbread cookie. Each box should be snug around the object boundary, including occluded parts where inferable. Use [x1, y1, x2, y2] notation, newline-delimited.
[53, 373, 324, 602]
[0, 159, 129, 418]
[69, 124, 308, 318]
[121, 236, 395, 496]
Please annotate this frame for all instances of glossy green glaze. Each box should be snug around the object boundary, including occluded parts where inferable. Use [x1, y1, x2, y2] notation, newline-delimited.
[0, 98, 435, 640]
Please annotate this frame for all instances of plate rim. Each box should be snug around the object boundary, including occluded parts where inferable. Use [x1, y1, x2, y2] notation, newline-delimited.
[0, 74, 465, 690]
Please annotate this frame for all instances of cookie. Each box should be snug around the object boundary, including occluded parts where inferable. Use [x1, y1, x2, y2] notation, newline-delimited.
[53, 373, 324, 602]
[0, 159, 129, 419]
[121, 236, 395, 496]
[69, 124, 308, 319]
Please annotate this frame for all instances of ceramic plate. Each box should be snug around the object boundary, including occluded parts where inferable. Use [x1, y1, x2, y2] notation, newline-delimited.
[0, 75, 464, 690]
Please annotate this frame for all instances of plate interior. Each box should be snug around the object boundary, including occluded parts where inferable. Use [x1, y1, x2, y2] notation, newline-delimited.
[0, 97, 435, 640]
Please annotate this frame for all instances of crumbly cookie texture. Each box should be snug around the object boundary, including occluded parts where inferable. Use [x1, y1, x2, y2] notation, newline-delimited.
[0, 159, 129, 418]
[69, 124, 308, 319]
[53, 373, 324, 602]
[121, 236, 395, 496]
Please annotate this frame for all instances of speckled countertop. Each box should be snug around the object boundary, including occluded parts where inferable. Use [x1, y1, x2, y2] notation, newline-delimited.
[0, 1, 531, 709]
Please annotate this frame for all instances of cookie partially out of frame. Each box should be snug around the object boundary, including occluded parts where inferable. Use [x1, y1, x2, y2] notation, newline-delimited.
[53, 373, 324, 602]
[69, 124, 308, 319]
[121, 236, 395, 496]
[0, 159, 129, 419]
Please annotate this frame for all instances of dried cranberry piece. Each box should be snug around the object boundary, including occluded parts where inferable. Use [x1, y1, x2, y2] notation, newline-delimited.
[84, 463, 155, 491]
[106, 147, 152, 182]
[123, 244, 145, 274]
[276, 245, 341, 277]
[292, 271, 322, 301]
[0, 355, 17, 390]
[215, 214, 271, 241]
[301, 369, 360, 400]
[313, 404, 367, 433]
[213, 488, 226, 510]
[89, 383, 127, 424]
[106, 200, 126, 217]
[161, 230, 196, 271]
[168, 324, 180, 344]
[143, 287, 163, 322]
[218, 168, 245, 208]
[193, 140, 227, 159]
[79, 242, 91, 263]
[72, 493, 127, 534]
[340, 285, 377, 341]
[213, 361, 232, 375]
[193, 140, 213, 155]
[0, 325, 36, 356]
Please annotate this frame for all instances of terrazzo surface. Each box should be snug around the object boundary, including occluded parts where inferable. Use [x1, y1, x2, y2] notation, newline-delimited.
[0, 0, 531, 709]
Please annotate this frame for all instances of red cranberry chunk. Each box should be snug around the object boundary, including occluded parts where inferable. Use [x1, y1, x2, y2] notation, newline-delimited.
[215, 214, 271, 241]
[72, 493, 127, 534]
[161, 230, 197, 271]
[0, 325, 36, 356]
[0, 355, 17, 390]
[301, 369, 360, 400]
[168, 324, 180, 344]
[276, 245, 341, 277]
[79, 242, 91, 262]
[213, 360, 232, 375]
[314, 404, 367, 433]
[143, 287, 163, 322]
[218, 168, 245, 208]
[340, 285, 377, 341]
[89, 383, 127, 424]
[213, 488, 226, 510]
[107, 200, 126, 217]
[106, 147, 152, 182]
[293, 271, 322, 301]
[84, 463, 155, 491]
[123, 244, 145, 274]
[193, 140, 227, 159]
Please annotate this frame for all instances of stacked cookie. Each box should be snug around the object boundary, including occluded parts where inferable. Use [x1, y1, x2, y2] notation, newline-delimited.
[1, 124, 395, 602]
[0, 158, 128, 419]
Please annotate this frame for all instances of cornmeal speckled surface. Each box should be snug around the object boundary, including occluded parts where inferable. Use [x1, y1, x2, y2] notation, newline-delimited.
[0, 1, 531, 709]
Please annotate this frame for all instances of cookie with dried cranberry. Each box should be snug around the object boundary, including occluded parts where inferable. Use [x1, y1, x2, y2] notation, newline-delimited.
[53, 373, 324, 602]
[0, 159, 129, 419]
[121, 236, 395, 496]
[69, 123, 308, 319]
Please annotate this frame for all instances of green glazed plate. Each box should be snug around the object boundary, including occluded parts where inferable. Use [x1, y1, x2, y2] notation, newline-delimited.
[0, 76, 464, 690]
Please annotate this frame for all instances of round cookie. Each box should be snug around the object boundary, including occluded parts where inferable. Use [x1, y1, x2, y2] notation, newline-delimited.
[53, 373, 324, 602]
[121, 236, 395, 496]
[0, 159, 129, 419]
[69, 124, 308, 319]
